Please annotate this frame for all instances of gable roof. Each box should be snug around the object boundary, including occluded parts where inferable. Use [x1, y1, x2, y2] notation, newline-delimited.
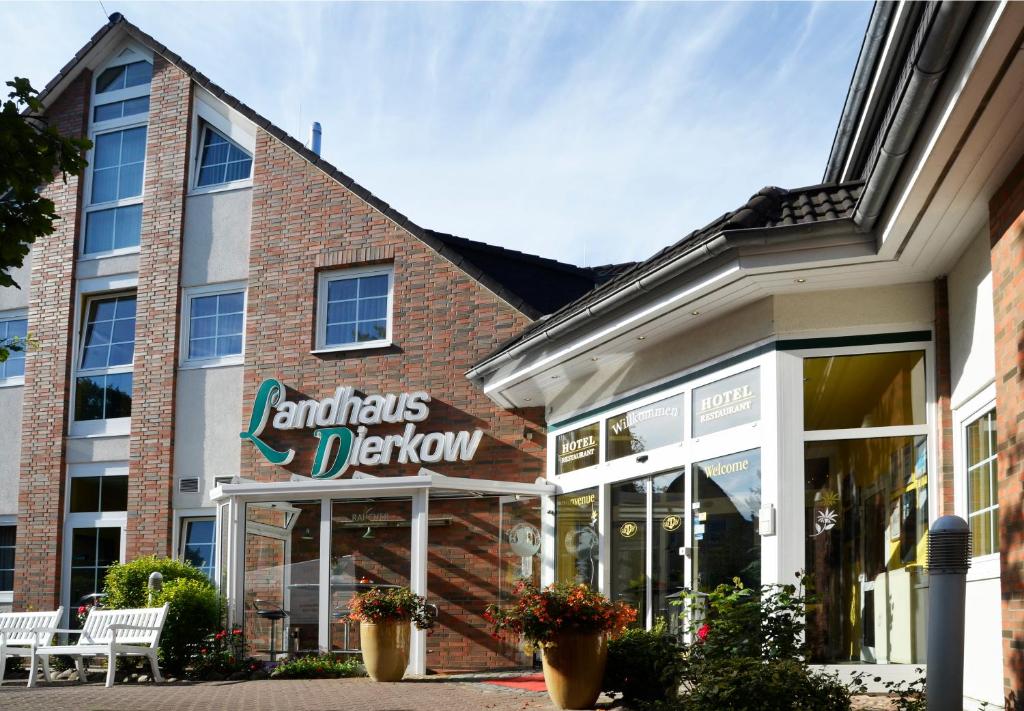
[38, 12, 614, 320]
[473, 180, 863, 370]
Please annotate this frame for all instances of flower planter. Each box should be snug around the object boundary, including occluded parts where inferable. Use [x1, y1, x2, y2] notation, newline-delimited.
[359, 620, 410, 682]
[541, 631, 608, 709]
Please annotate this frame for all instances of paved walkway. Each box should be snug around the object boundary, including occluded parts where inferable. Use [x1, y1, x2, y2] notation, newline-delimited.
[0, 677, 559, 711]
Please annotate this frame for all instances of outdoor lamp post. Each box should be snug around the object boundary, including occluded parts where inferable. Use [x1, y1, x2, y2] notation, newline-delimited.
[926, 515, 971, 711]
[148, 571, 163, 606]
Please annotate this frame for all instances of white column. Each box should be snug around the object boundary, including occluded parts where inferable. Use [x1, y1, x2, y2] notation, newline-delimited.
[409, 489, 429, 675]
[318, 497, 331, 652]
[231, 498, 246, 633]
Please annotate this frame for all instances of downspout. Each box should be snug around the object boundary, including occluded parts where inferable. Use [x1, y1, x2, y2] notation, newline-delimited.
[854, 1, 975, 231]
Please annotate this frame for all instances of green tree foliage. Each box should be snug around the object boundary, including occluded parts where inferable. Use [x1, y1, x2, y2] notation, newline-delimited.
[0, 76, 91, 361]
[102, 555, 210, 608]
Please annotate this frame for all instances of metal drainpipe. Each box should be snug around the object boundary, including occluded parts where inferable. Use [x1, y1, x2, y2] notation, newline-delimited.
[925, 515, 971, 711]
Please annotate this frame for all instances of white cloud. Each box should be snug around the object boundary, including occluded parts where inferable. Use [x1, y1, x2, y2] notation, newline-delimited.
[0, 1, 871, 266]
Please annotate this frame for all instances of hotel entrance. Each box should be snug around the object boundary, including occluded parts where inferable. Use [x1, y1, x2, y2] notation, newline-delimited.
[213, 473, 552, 673]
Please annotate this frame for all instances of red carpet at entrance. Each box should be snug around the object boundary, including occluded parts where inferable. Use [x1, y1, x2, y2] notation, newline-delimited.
[482, 673, 547, 692]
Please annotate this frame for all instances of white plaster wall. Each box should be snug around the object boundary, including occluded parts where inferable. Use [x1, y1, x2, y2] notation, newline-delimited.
[66, 435, 130, 463]
[0, 254, 31, 310]
[773, 282, 935, 336]
[948, 228, 996, 409]
[964, 575, 1005, 708]
[0, 387, 23, 515]
[76, 253, 139, 281]
[182, 189, 252, 287]
[173, 365, 244, 508]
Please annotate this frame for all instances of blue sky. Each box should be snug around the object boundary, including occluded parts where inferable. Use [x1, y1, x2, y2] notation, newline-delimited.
[1, 2, 871, 266]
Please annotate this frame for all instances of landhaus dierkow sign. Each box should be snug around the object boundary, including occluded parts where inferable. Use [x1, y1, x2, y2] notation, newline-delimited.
[240, 379, 484, 479]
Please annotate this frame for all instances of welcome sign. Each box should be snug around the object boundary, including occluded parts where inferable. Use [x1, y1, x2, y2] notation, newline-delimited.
[240, 379, 484, 479]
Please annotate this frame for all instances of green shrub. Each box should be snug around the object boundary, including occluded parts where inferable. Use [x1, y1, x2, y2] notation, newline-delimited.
[154, 578, 223, 675]
[103, 556, 210, 609]
[270, 654, 364, 679]
[187, 627, 261, 680]
[677, 658, 851, 711]
[603, 619, 684, 706]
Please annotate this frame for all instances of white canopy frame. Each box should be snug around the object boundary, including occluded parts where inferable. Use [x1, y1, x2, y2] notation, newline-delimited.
[211, 469, 555, 675]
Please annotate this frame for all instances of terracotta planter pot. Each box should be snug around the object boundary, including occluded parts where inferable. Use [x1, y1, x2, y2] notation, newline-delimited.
[540, 631, 608, 709]
[359, 620, 410, 682]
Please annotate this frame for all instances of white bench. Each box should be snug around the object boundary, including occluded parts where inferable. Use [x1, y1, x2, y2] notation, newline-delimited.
[28, 603, 169, 688]
[0, 608, 62, 685]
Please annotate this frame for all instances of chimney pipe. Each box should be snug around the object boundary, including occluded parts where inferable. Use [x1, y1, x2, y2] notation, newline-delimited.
[308, 121, 322, 156]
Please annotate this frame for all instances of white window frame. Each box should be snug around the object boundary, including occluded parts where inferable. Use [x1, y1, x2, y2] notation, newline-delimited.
[188, 91, 256, 196]
[0, 308, 28, 387]
[179, 281, 247, 369]
[80, 43, 153, 261]
[68, 274, 138, 438]
[314, 264, 395, 353]
[953, 383, 999, 579]
[0, 514, 16, 603]
[61, 463, 128, 626]
[176, 512, 217, 581]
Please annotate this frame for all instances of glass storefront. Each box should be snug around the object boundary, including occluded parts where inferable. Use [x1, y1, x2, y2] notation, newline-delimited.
[610, 479, 647, 625]
[554, 488, 598, 587]
[692, 450, 761, 592]
[651, 470, 686, 627]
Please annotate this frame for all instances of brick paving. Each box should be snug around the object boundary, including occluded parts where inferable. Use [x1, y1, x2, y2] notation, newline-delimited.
[0, 677, 558, 711]
[0, 676, 899, 711]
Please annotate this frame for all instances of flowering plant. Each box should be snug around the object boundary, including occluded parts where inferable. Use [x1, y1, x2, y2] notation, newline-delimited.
[186, 627, 261, 680]
[75, 603, 94, 626]
[484, 581, 636, 650]
[349, 586, 436, 630]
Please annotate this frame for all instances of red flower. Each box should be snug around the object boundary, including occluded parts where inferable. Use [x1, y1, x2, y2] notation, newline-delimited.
[697, 624, 710, 642]
[77, 605, 87, 614]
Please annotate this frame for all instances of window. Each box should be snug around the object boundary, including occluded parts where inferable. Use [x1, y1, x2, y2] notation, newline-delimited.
[181, 519, 216, 580]
[68, 476, 128, 513]
[75, 294, 136, 422]
[0, 317, 27, 382]
[68, 527, 121, 609]
[966, 409, 999, 556]
[0, 526, 14, 591]
[315, 266, 393, 351]
[195, 124, 253, 188]
[95, 60, 152, 94]
[182, 286, 245, 366]
[84, 50, 151, 257]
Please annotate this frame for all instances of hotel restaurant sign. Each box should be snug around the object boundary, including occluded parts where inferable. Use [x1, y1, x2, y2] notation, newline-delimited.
[241, 379, 484, 479]
[555, 368, 760, 475]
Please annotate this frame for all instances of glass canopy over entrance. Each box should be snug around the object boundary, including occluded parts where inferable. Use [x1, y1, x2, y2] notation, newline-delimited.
[211, 471, 553, 674]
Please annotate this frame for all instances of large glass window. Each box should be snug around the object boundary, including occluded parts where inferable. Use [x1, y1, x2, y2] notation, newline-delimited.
[90, 126, 147, 205]
[804, 436, 927, 664]
[606, 395, 684, 461]
[316, 267, 392, 350]
[185, 289, 245, 363]
[692, 450, 761, 593]
[75, 294, 136, 422]
[554, 488, 599, 588]
[95, 60, 152, 94]
[68, 475, 128, 513]
[0, 526, 14, 592]
[0, 318, 27, 382]
[68, 527, 121, 609]
[804, 351, 926, 430]
[196, 125, 253, 187]
[966, 409, 998, 556]
[610, 479, 647, 625]
[182, 518, 216, 580]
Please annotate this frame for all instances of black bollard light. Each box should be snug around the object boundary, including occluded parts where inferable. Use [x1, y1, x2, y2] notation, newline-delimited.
[926, 515, 971, 711]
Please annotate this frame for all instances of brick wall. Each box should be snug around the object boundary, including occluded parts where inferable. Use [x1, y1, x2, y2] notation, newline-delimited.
[989, 150, 1024, 704]
[126, 56, 191, 558]
[241, 130, 546, 669]
[14, 72, 91, 611]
